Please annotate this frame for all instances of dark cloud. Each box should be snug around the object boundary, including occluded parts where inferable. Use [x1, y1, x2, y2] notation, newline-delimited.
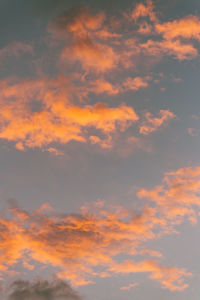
[6, 279, 82, 300]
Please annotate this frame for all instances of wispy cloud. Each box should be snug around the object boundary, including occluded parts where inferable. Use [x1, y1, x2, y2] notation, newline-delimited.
[139, 110, 176, 135]
[0, 42, 34, 62]
[120, 282, 139, 291]
[138, 166, 200, 224]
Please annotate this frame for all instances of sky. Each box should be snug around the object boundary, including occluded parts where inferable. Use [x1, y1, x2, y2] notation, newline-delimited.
[0, 0, 200, 299]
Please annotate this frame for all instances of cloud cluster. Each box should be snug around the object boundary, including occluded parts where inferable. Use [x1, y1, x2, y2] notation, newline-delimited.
[1, 164, 200, 291]
[0, 77, 138, 150]
[49, 0, 200, 75]
[131, 1, 200, 60]
[0, 76, 175, 151]
[1, 1, 197, 152]
[0, 1, 199, 296]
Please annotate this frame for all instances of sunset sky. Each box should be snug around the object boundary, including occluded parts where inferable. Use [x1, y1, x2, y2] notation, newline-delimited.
[0, 0, 200, 299]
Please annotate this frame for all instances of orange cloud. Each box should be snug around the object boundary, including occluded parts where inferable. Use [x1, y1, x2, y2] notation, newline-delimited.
[0, 204, 154, 284]
[141, 39, 198, 60]
[0, 75, 177, 151]
[61, 38, 118, 73]
[0, 202, 190, 290]
[2, 163, 200, 290]
[50, 6, 120, 74]
[131, 0, 158, 24]
[47, 1, 200, 82]
[155, 15, 200, 41]
[52, 5, 119, 41]
[138, 166, 200, 224]
[130, 3, 200, 61]
[86, 78, 120, 95]
[120, 282, 139, 290]
[0, 77, 138, 150]
[46, 147, 64, 156]
[86, 76, 150, 96]
[139, 110, 176, 135]
[123, 76, 150, 91]
[0, 218, 23, 274]
[109, 259, 191, 291]
[51, 6, 105, 38]
[138, 21, 152, 34]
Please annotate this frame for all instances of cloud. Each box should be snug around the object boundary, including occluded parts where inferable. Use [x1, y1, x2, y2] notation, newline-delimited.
[155, 15, 200, 41]
[0, 42, 34, 63]
[0, 3, 186, 152]
[141, 39, 198, 60]
[61, 38, 118, 73]
[46, 1, 200, 83]
[171, 76, 182, 83]
[109, 259, 191, 291]
[131, 6, 200, 61]
[0, 197, 192, 290]
[0, 75, 177, 151]
[5, 279, 81, 300]
[188, 128, 200, 137]
[51, 6, 105, 38]
[137, 166, 200, 224]
[46, 147, 64, 156]
[1, 169, 199, 290]
[123, 76, 150, 91]
[85, 76, 150, 96]
[0, 77, 138, 150]
[131, 0, 158, 24]
[129, 1, 200, 61]
[120, 282, 139, 291]
[0, 204, 158, 286]
[86, 78, 120, 95]
[50, 6, 119, 73]
[139, 110, 176, 135]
